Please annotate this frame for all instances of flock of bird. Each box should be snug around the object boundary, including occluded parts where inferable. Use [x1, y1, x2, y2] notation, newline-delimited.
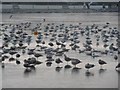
[0, 21, 120, 74]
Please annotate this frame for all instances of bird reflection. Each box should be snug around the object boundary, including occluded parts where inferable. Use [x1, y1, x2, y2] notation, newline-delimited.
[115, 69, 120, 73]
[55, 67, 62, 72]
[115, 63, 120, 72]
[24, 67, 36, 77]
[1, 63, 5, 69]
[71, 67, 81, 74]
[99, 69, 107, 74]
[24, 69, 31, 74]
[85, 71, 94, 77]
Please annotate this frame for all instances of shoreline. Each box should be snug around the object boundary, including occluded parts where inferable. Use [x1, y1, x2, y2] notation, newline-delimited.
[2, 8, 118, 13]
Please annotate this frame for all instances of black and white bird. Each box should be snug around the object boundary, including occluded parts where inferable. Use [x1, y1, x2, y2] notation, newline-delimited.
[115, 63, 120, 71]
[85, 63, 95, 71]
[98, 59, 107, 69]
[55, 58, 63, 67]
[71, 59, 82, 68]
[15, 54, 21, 64]
[114, 55, 118, 61]
[2, 62, 5, 68]
[34, 53, 43, 60]
[64, 54, 71, 64]
[16, 60, 21, 65]
[64, 54, 72, 69]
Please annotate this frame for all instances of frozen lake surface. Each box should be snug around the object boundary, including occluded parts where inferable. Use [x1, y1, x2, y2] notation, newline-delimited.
[0, 12, 119, 88]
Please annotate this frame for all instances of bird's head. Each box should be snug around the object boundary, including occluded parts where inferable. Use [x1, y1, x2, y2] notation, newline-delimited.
[64, 54, 66, 57]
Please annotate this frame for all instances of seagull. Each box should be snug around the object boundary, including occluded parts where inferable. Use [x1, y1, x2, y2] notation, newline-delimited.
[2, 62, 5, 68]
[9, 57, 16, 62]
[64, 54, 71, 63]
[98, 59, 107, 69]
[56, 40, 62, 48]
[35, 60, 43, 65]
[23, 63, 35, 69]
[34, 53, 43, 60]
[46, 61, 52, 67]
[16, 60, 21, 65]
[16, 54, 20, 58]
[114, 55, 118, 61]
[115, 63, 120, 71]
[9, 51, 17, 57]
[85, 63, 95, 71]
[48, 42, 54, 47]
[71, 59, 82, 68]
[55, 58, 63, 67]
[1, 57, 5, 62]
[64, 54, 72, 69]
[36, 39, 41, 45]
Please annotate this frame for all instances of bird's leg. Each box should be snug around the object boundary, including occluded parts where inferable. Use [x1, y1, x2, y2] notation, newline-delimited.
[29, 55, 30, 58]
[67, 62, 68, 65]
[57, 64, 59, 67]
[16, 57, 17, 61]
[2, 62, 5, 68]
[75, 65, 76, 68]
[100, 65, 103, 69]
[26, 67, 28, 70]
